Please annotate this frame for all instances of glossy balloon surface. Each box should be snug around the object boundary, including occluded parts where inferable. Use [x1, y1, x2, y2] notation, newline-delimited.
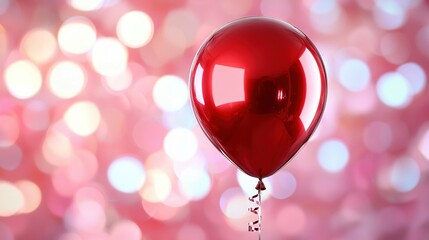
[189, 17, 327, 179]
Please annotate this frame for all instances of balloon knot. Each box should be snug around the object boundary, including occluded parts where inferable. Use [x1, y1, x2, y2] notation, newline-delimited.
[255, 179, 266, 191]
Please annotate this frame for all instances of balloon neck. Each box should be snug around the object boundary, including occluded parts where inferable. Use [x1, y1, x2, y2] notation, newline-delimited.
[255, 179, 266, 191]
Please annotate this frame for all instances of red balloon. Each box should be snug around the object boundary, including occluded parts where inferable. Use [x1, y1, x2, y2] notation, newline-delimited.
[189, 17, 327, 179]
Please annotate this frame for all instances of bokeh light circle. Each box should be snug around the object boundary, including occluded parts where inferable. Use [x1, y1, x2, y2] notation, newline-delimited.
[58, 17, 97, 55]
[269, 171, 297, 199]
[389, 157, 420, 192]
[20, 28, 57, 64]
[91, 37, 128, 77]
[64, 101, 101, 136]
[153, 75, 188, 112]
[48, 61, 86, 99]
[140, 169, 172, 203]
[4, 60, 42, 99]
[338, 59, 371, 92]
[219, 188, 248, 219]
[15, 180, 42, 214]
[419, 128, 429, 161]
[178, 167, 211, 201]
[117, 11, 154, 48]
[0, 181, 24, 217]
[104, 67, 133, 92]
[67, 0, 105, 11]
[108, 156, 146, 193]
[318, 139, 349, 173]
[163, 128, 198, 162]
[376, 72, 412, 108]
[397, 62, 426, 95]
[373, 0, 406, 30]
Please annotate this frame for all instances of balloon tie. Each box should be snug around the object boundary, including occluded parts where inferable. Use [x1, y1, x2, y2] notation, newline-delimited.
[248, 179, 265, 240]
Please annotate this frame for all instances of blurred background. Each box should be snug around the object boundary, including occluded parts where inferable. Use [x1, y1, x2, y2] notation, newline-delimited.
[0, 0, 428, 239]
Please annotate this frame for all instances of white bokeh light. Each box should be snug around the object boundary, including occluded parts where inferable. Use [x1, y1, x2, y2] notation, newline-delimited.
[117, 11, 154, 48]
[104, 67, 132, 92]
[419, 128, 429, 160]
[20, 29, 57, 64]
[58, 17, 96, 55]
[108, 156, 146, 193]
[309, 0, 341, 34]
[373, 0, 407, 30]
[153, 75, 188, 112]
[140, 169, 172, 203]
[397, 62, 426, 95]
[390, 157, 420, 192]
[68, 0, 105, 11]
[4, 60, 42, 99]
[0, 181, 24, 217]
[268, 171, 297, 199]
[376, 72, 412, 108]
[178, 167, 211, 201]
[219, 188, 248, 219]
[163, 128, 198, 162]
[91, 37, 128, 77]
[48, 61, 86, 99]
[338, 59, 371, 92]
[64, 101, 101, 136]
[318, 139, 349, 173]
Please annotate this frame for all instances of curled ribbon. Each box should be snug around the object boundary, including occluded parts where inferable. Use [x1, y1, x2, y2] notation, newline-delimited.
[248, 179, 265, 239]
[248, 193, 261, 232]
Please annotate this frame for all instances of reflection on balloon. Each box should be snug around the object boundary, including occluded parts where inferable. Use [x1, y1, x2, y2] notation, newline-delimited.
[190, 17, 327, 179]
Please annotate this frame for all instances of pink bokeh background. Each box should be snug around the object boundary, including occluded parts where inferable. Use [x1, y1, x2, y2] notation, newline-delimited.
[1, 0, 429, 239]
